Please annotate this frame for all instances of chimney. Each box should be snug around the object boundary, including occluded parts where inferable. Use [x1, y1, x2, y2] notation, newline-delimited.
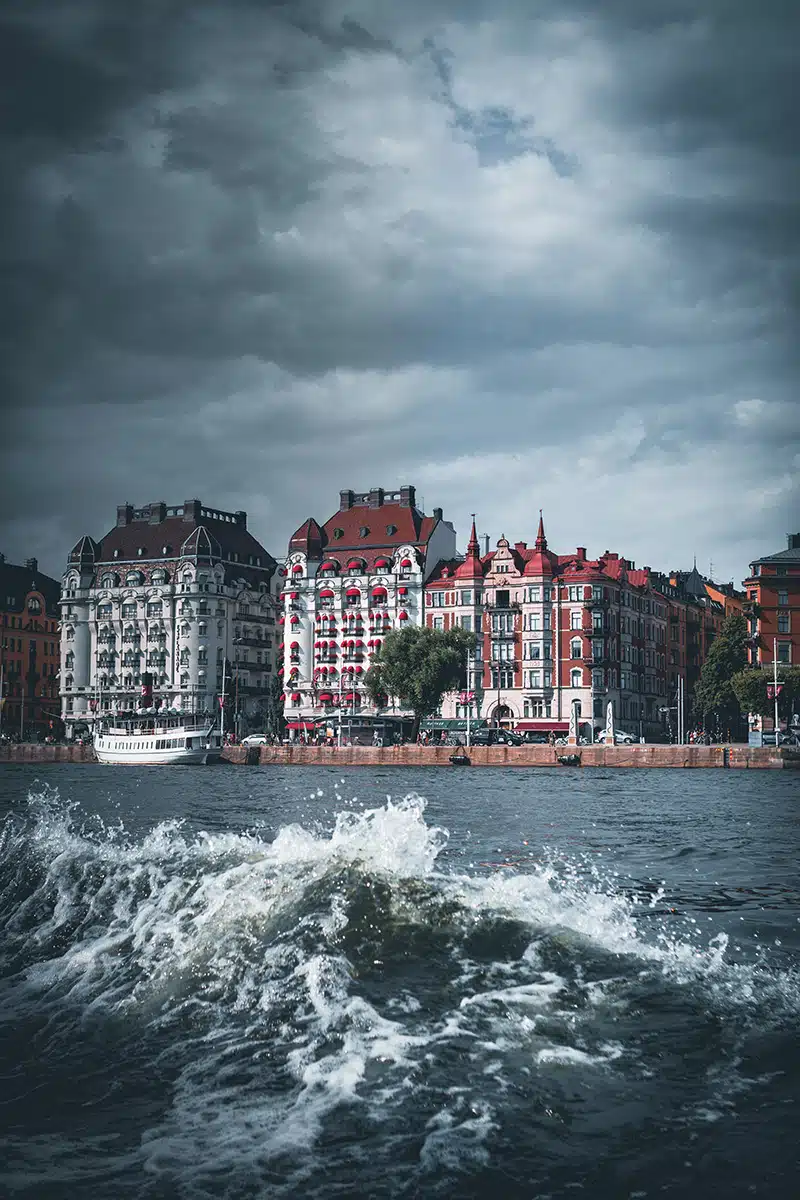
[789, 533, 800, 550]
[234, 510, 247, 528]
[483, 535, 490, 555]
[368, 488, 384, 509]
[433, 507, 443, 521]
[148, 503, 167, 524]
[183, 499, 202, 523]
[514, 541, 527, 553]
[116, 504, 134, 527]
[399, 485, 416, 509]
[575, 547, 586, 562]
[25, 557, 38, 572]
[339, 489, 355, 511]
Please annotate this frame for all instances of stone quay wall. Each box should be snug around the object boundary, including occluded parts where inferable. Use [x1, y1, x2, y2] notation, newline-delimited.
[0, 742, 796, 769]
[222, 743, 799, 769]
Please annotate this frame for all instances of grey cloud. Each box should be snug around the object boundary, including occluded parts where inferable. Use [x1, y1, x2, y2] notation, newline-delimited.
[1, 0, 798, 584]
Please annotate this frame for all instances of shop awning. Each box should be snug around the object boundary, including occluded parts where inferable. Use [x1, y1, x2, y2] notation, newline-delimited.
[422, 719, 488, 731]
[287, 720, 316, 731]
[514, 721, 570, 732]
[319, 693, 333, 702]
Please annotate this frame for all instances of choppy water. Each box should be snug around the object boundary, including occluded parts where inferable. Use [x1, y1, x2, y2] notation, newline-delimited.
[0, 766, 798, 1199]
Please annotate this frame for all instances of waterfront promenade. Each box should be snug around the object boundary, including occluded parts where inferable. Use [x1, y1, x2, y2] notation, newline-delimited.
[1, 741, 798, 768]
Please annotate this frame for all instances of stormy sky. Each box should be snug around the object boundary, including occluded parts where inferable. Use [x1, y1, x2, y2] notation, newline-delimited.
[1, 0, 798, 585]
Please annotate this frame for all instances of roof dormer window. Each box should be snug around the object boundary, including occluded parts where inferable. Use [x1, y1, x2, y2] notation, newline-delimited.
[359, 527, 369, 538]
[333, 528, 344, 539]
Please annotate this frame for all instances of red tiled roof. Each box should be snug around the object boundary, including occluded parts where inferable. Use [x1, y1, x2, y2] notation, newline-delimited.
[289, 499, 440, 569]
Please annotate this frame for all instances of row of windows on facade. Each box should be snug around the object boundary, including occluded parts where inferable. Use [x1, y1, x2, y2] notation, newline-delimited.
[484, 666, 666, 694]
[431, 584, 667, 614]
[2, 638, 58, 655]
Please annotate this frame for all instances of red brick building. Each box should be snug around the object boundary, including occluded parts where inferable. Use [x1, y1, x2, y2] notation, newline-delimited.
[742, 533, 800, 667]
[426, 518, 733, 740]
[0, 555, 61, 739]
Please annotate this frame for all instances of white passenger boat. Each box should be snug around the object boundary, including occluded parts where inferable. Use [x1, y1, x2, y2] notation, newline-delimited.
[93, 715, 222, 765]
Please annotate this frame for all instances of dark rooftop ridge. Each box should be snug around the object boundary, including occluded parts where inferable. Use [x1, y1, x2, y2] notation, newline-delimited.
[116, 500, 247, 528]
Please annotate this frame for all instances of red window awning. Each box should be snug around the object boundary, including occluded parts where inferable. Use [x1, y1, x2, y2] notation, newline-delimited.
[279, 693, 286, 701]
[321, 561, 338, 571]
[291, 693, 301, 702]
[514, 721, 570, 732]
[287, 720, 317, 731]
[374, 558, 390, 568]
[319, 588, 334, 599]
[318, 693, 333, 702]
[346, 587, 360, 597]
[398, 586, 408, 595]
[398, 611, 409, 620]
[400, 558, 412, 567]
[371, 586, 387, 597]
[355, 639, 364, 647]
[289, 614, 300, 624]
[328, 666, 337, 675]
[344, 692, 358, 702]
[290, 641, 300, 649]
[279, 616, 285, 625]
[277, 666, 284, 675]
[289, 591, 298, 599]
[292, 564, 303, 573]
[347, 560, 362, 570]
[355, 666, 363, 674]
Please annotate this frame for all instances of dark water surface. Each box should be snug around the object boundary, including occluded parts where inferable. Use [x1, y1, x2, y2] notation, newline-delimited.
[0, 764, 798, 1199]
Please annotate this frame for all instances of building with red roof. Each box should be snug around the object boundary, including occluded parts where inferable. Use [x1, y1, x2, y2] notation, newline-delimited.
[426, 515, 736, 741]
[281, 486, 456, 726]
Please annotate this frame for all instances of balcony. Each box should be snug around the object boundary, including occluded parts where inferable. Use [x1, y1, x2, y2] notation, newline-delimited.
[583, 596, 610, 608]
[486, 600, 521, 612]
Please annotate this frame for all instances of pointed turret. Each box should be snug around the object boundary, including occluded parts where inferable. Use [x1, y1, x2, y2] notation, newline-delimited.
[455, 513, 485, 580]
[535, 509, 547, 551]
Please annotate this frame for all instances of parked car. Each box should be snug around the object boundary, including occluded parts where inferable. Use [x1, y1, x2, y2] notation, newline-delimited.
[241, 734, 268, 746]
[468, 728, 523, 746]
[519, 731, 550, 744]
[597, 731, 637, 745]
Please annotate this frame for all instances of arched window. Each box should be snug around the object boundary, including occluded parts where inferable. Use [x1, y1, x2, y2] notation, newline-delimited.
[27, 597, 42, 614]
[126, 571, 143, 587]
[66, 626, 75, 641]
[570, 638, 582, 660]
[570, 668, 583, 688]
[65, 675, 73, 690]
[65, 652, 74, 669]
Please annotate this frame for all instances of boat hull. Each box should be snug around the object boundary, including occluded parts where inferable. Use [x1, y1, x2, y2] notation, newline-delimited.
[94, 746, 221, 765]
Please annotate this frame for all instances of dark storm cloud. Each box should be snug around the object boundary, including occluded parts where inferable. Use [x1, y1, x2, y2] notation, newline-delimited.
[0, 0, 798, 583]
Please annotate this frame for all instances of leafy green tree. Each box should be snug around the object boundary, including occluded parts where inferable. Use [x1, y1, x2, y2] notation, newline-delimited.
[692, 612, 749, 733]
[732, 666, 800, 722]
[365, 624, 475, 741]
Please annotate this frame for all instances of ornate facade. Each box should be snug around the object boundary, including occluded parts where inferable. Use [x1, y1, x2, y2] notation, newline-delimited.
[59, 500, 278, 731]
[281, 486, 456, 722]
[427, 516, 708, 740]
